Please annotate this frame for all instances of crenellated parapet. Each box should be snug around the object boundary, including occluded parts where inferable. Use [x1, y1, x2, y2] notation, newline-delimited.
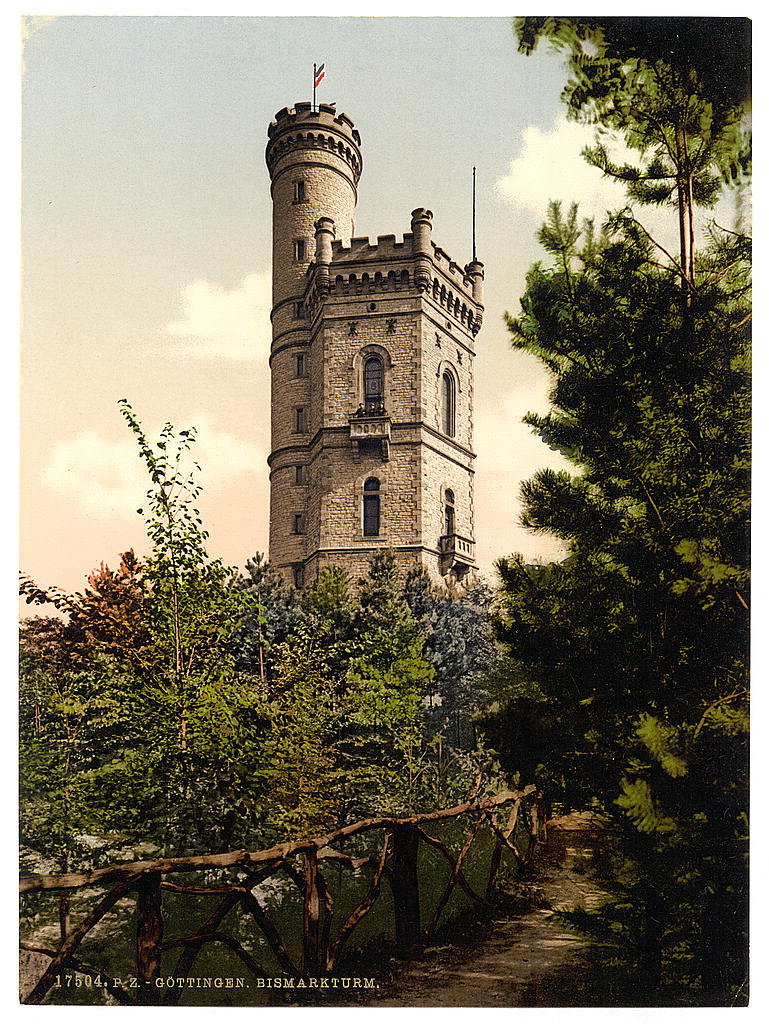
[331, 234, 411, 261]
[326, 235, 479, 298]
[266, 102, 362, 184]
[302, 213, 483, 333]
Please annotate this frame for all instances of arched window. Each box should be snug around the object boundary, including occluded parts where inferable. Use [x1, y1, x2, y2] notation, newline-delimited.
[363, 477, 381, 536]
[444, 489, 455, 537]
[441, 371, 456, 437]
[363, 356, 384, 414]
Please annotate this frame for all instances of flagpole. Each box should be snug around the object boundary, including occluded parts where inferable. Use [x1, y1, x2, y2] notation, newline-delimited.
[313, 63, 316, 111]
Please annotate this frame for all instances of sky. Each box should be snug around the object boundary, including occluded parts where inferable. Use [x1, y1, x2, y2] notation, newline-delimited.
[19, 11, 746, 597]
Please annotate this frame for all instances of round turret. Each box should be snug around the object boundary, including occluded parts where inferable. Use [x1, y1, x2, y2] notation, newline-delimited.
[265, 102, 363, 323]
[265, 104, 363, 584]
[266, 102, 362, 184]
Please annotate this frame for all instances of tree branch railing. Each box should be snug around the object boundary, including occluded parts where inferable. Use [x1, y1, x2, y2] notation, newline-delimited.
[19, 785, 544, 1005]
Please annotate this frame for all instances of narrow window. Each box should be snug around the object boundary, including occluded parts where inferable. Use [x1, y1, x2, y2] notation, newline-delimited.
[293, 564, 304, 589]
[363, 356, 384, 414]
[293, 513, 305, 535]
[295, 301, 305, 319]
[295, 352, 306, 377]
[444, 489, 456, 537]
[294, 238, 306, 262]
[363, 477, 381, 537]
[294, 407, 306, 433]
[293, 180, 305, 203]
[294, 464, 305, 485]
[441, 371, 456, 437]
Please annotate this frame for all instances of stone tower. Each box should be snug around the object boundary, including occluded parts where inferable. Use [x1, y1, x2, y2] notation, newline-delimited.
[265, 102, 484, 589]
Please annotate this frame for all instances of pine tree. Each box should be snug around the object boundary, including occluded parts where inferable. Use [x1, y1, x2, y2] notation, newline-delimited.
[234, 552, 306, 685]
[404, 568, 496, 747]
[257, 623, 341, 839]
[489, 18, 751, 1003]
[341, 553, 435, 815]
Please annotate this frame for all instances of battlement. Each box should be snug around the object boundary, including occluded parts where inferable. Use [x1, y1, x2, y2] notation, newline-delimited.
[331, 233, 413, 261]
[304, 227, 481, 334]
[266, 102, 363, 181]
[268, 102, 360, 144]
[323, 232, 479, 302]
[430, 242, 477, 294]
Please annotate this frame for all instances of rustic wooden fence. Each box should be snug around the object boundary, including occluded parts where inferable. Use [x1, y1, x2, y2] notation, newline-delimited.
[20, 785, 544, 1005]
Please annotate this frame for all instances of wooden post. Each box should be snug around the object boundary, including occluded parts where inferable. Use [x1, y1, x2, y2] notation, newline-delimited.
[136, 871, 163, 1003]
[390, 825, 421, 955]
[58, 892, 71, 941]
[317, 870, 334, 973]
[486, 840, 503, 900]
[523, 791, 545, 865]
[486, 799, 521, 897]
[302, 849, 322, 976]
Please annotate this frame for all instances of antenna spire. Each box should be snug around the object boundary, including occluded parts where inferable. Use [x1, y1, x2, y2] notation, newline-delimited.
[472, 166, 477, 262]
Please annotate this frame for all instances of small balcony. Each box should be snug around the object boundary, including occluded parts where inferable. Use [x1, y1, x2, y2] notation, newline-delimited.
[349, 404, 391, 461]
[439, 533, 476, 573]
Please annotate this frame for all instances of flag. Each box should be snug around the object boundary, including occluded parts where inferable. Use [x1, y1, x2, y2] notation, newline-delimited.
[314, 63, 325, 89]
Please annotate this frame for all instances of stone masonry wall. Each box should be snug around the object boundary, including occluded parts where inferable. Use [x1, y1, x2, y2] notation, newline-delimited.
[266, 105, 479, 588]
[418, 297, 475, 557]
[267, 105, 360, 576]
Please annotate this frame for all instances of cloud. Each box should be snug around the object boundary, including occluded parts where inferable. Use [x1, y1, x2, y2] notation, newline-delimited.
[496, 117, 632, 222]
[496, 116, 743, 252]
[43, 432, 144, 518]
[43, 418, 265, 519]
[164, 272, 271, 361]
[21, 15, 59, 74]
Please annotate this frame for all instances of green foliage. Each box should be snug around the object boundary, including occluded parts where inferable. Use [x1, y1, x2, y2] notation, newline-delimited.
[246, 553, 483, 832]
[615, 778, 676, 834]
[19, 655, 134, 871]
[404, 568, 497, 746]
[20, 409, 519, 971]
[114, 402, 267, 853]
[635, 714, 687, 779]
[493, 206, 749, 996]
[515, 16, 751, 322]
[491, 18, 750, 1004]
[305, 565, 356, 630]
[339, 554, 435, 817]
[515, 17, 751, 184]
[257, 623, 341, 838]
[119, 400, 251, 688]
[20, 405, 269, 866]
[234, 552, 305, 681]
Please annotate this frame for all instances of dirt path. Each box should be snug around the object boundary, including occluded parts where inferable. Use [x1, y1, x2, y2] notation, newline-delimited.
[365, 812, 610, 1007]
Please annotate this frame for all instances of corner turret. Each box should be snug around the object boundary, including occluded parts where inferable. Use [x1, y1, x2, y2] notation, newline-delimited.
[411, 208, 433, 292]
[464, 259, 485, 334]
[314, 217, 335, 295]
